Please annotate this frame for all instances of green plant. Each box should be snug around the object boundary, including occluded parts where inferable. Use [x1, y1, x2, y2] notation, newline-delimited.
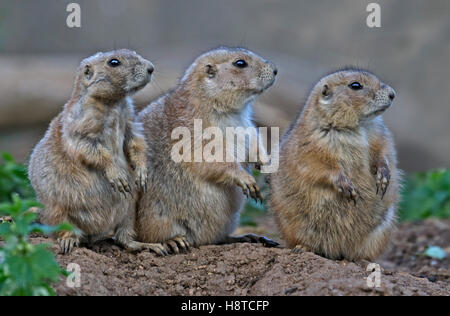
[399, 169, 450, 221]
[0, 194, 71, 296]
[0, 153, 35, 203]
[0, 152, 71, 296]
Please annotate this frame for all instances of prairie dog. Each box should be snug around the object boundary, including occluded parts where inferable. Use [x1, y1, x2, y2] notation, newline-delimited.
[137, 47, 279, 252]
[270, 69, 400, 261]
[29, 49, 167, 255]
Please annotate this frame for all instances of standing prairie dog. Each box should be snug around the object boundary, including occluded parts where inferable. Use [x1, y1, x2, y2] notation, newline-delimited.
[29, 49, 167, 255]
[270, 69, 400, 261]
[137, 47, 279, 252]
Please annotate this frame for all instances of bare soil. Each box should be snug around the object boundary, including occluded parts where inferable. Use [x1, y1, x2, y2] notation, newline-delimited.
[30, 219, 449, 296]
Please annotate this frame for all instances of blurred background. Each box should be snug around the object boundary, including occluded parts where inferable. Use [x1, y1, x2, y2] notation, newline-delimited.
[0, 0, 449, 171]
[0, 2, 448, 294]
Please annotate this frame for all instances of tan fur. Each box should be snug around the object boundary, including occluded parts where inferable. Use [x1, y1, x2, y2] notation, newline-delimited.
[137, 47, 278, 248]
[270, 69, 400, 261]
[29, 49, 166, 255]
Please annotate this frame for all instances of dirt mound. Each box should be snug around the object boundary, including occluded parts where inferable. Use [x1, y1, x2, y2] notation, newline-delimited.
[380, 220, 449, 283]
[30, 220, 449, 296]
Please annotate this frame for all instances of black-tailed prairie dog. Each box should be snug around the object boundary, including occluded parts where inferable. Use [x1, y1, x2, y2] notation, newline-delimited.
[270, 69, 400, 261]
[29, 49, 167, 255]
[137, 47, 279, 252]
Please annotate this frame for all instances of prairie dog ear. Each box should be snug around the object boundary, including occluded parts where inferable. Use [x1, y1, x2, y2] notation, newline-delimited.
[83, 64, 94, 81]
[205, 64, 217, 78]
[321, 84, 332, 98]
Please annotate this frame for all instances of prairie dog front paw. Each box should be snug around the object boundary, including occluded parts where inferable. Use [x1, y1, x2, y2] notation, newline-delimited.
[336, 174, 358, 205]
[373, 159, 390, 199]
[235, 172, 263, 203]
[106, 167, 132, 197]
[135, 165, 148, 192]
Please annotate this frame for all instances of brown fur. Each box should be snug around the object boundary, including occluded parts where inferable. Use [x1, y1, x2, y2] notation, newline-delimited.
[270, 69, 400, 261]
[136, 47, 278, 250]
[28, 49, 167, 255]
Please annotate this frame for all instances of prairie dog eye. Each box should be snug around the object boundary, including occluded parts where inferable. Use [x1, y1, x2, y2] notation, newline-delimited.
[233, 59, 248, 68]
[108, 58, 121, 67]
[349, 82, 363, 90]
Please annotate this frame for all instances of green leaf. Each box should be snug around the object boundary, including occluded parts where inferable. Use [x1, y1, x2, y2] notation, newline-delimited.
[1, 152, 14, 162]
[0, 222, 12, 236]
[28, 245, 61, 283]
[6, 254, 33, 287]
[424, 246, 447, 260]
[399, 169, 450, 221]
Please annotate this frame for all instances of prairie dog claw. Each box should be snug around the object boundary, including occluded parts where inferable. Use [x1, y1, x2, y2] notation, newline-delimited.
[336, 175, 358, 205]
[235, 173, 263, 203]
[373, 161, 390, 199]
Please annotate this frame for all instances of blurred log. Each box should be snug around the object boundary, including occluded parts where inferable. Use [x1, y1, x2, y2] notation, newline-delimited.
[0, 56, 176, 128]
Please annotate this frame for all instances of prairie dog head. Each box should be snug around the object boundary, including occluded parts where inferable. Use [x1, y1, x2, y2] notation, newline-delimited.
[182, 47, 277, 112]
[75, 49, 154, 102]
[311, 69, 395, 129]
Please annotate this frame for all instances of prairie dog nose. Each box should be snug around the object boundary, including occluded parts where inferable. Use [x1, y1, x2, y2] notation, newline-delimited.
[389, 89, 396, 100]
[265, 61, 278, 76]
[382, 84, 396, 100]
